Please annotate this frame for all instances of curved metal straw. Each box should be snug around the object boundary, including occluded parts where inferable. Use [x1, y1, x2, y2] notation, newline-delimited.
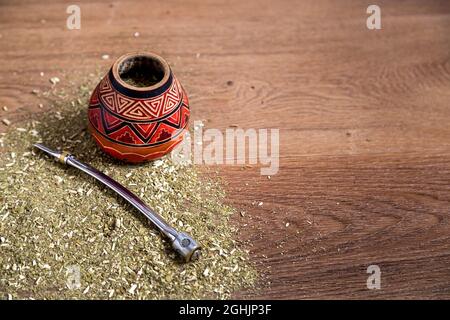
[34, 143, 201, 262]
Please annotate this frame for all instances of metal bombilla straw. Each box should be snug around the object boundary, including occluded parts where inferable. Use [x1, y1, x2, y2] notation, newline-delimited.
[33, 143, 201, 263]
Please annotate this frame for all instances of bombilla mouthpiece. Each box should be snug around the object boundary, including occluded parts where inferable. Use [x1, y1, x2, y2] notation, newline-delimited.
[33, 143, 61, 159]
[33, 144, 71, 164]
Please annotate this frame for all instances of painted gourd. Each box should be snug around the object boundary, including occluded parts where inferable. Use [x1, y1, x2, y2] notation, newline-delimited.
[88, 52, 190, 163]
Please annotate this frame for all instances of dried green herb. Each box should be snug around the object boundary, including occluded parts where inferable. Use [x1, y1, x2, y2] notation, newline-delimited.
[0, 74, 256, 299]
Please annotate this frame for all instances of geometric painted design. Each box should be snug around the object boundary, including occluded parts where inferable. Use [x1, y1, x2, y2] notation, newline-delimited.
[97, 75, 183, 122]
[103, 111, 122, 130]
[87, 58, 190, 163]
[88, 72, 190, 149]
[132, 123, 158, 140]
[89, 98, 190, 146]
[165, 108, 181, 127]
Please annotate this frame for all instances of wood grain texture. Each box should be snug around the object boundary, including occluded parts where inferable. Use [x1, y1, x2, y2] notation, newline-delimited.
[1, 0, 450, 299]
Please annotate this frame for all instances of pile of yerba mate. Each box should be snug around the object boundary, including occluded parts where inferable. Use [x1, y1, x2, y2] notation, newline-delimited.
[0, 75, 256, 299]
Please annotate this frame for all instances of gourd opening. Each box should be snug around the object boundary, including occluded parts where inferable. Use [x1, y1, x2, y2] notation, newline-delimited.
[118, 55, 166, 88]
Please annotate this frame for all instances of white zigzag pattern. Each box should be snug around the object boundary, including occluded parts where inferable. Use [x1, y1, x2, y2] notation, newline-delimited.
[98, 77, 182, 120]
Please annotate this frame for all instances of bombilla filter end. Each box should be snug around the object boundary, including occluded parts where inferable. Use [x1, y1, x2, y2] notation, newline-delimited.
[171, 232, 201, 262]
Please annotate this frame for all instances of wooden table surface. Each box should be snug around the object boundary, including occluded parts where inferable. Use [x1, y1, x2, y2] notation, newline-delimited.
[1, 0, 450, 299]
